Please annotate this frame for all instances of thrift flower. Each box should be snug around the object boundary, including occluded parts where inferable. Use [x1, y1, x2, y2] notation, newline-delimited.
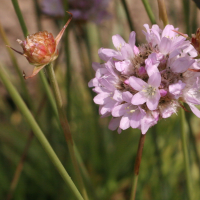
[40, 0, 111, 24]
[89, 24, 200, 134]
[8, 12, 72, 79]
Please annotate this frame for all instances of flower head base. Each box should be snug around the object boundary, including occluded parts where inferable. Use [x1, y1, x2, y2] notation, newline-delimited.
[8, 12, 72, 79]
[89, 24, 200, 134]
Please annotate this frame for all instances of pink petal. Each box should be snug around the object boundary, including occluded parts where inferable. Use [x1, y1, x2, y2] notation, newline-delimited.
[88, 78, 98, 87]
[128, 31, 136, 48]
[131, 92, 147, 105]
[188, 103, 200, 118]
[119, 114, 130, 130]
[148, 72, 161, 87]
[108, 117, 121, 131]
[113, 90, 123, 102]
[94, 93, 110, 105]
[146, 90, 160, 110]
[121, 44, 134, 60]
[112, 34, 126, 49]
[122, 91, 133, 103]
[129, 76, 147, 91]
[171, 57, 195, 73]
[159, 37, 172, 55]
[112, 103, 128, 117]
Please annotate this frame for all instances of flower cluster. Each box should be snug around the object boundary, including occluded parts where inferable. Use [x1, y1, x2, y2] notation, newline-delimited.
[89, 24, 200, 134]
[40, 0, 111, 23]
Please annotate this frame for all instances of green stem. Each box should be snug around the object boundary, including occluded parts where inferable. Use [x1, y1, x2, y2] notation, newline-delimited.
[39, 72, 58, 119]
[141, 0, 156, 24]
[46, 63, 89, 200]
[180, 109, 193, 200]
[63, 1, 71, 121]
[182, 0, 190, 34]
[0, 64, 84, 200]
[130, 133, 146, 200]
[0, 21, 33, 110]
[120, 0, 135, 31]
[11, 0, 29, 37]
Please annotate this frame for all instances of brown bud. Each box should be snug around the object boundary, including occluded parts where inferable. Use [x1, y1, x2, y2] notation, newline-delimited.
[191, 28, 200, 55]
[8, 11, 72, 79]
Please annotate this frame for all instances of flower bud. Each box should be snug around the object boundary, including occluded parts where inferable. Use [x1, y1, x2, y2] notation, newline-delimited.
[8, 11, 72, 79]
[191, 28, 200, 55]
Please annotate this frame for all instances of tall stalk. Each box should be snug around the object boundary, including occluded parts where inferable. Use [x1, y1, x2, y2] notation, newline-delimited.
[130, 133, 146, 200]
[180, 109, 193, 200]
[0, 64, 84, 200]
[46, 63, 89, 200]
[141, 0, 156, 24]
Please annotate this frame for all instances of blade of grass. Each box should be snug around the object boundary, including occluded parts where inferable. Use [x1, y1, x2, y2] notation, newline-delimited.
[180, 109, 193, 200]
[46, 62, 89, 200]
[141, 0, 156, 24]
[0, 63, 84, 200]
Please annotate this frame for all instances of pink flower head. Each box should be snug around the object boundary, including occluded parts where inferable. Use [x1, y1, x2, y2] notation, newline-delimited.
[89, 24, 200, 134]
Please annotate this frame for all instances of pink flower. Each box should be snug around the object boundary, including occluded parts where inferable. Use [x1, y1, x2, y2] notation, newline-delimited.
[89, 24, 200, 134]
[129, 72, 161, 110]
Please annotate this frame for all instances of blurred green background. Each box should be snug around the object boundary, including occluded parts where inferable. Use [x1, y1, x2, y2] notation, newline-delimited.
[0, 0, 200, 199]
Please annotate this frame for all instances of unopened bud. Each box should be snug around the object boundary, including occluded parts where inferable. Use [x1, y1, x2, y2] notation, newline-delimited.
[8, 11, 72, 79]
[191, 28, 200, 55]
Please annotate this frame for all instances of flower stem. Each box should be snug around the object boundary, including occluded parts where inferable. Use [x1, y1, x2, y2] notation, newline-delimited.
[141, 0, 156, 24]
[11, 0, 29, 37]
[46, 63, 89, 200]
[182, 0, 190, 34]
[180, 109, 193, 200]
[0, 63, 84, 200]
[130, 133, 146, 200]
[157, 0, 168, 26]
[120, 0, 135, 31]
[0, 21, 33, 110]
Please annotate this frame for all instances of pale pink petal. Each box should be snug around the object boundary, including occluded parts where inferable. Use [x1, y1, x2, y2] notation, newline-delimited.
[159, 89, 167, 97]
[113, 90, 123, 102]
[159, 37, 172, 54]
[88, 78, 98, 87]
[112, 103, 128, 117]
[146, 90, 160, 110]
[148, 72, 161, 87]
[131, 92, 147, 105]
[129, 76, 147, 91]
[121, 44, 134, 60]
[171, 57, 195, 73]
[112, 34, 126, 49]
[122, 91, 133, 103]
[94, 93, 110, 105]
[92, 62, 102, 71]
[128, 31, 136, 48]
[119, 114, 130, 130]
[108, 117, 121, 131]
[188, 103, 200, 118]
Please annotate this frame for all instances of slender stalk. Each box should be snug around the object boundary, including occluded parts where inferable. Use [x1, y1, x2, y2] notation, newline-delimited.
[180, 109, 193, 200]
[0, 21, 33, 110]
[141, 0, 156, 24]
[6, 132, 34, 200]
[11, 0, 28, 37]
[63, 1, 71, 121]
[0, 64, 84, 200]
[39, 72, 58, 119]
[157, 0, 169, 26]
[46, 63, 89, 200]
[6, 95, 47, 200]
[130, 133, 146, 200]
[120, 0, 135, 31]
[182, 0, 190, 34]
